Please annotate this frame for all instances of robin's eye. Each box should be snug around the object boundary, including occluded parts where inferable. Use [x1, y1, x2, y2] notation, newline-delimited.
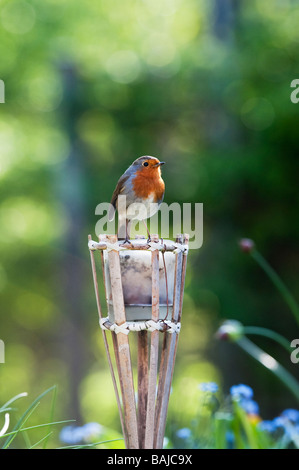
[143, 162, 149, 167]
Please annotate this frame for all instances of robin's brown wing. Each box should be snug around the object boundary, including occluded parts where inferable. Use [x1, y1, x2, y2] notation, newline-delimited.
[108, 174, 130, 221]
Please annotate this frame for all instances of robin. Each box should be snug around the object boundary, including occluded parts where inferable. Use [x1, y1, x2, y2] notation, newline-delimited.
[108, 156, 165, 242]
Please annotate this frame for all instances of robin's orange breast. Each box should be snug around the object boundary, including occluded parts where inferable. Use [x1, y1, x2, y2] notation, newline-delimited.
[132, 169, 165, 203]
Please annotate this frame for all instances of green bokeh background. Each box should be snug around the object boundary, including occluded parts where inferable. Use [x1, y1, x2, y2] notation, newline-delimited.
[0, 0, 298, 447]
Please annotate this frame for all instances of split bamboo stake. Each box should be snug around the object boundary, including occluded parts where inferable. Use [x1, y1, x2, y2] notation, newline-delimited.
[88, 234, 127, 446]
[144, 234, 160, 449]
[136, 237, 149, 449]
[154, 234, 187, 449]
[137, 330, 148, 448]
[106, 234, 139, 449]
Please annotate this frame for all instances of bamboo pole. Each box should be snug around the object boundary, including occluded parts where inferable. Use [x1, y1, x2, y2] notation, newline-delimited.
[156, 234, 189, 448]
[154, 234, 184, 449]
[88, 235, 126, 445]
[136, 234, 149, 448]
[179, 234, 189, 320]
[137, 330, 148, 448]
[98, 235, 128, 448]
[144, 234, 160, 449]
[106, 234, 139, 449]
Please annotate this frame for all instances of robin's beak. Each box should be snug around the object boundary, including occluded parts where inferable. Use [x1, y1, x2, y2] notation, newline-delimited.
[154, 161, 165, 167]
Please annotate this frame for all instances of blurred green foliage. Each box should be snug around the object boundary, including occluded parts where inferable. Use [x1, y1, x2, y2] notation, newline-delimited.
[0, 0, 298, 447]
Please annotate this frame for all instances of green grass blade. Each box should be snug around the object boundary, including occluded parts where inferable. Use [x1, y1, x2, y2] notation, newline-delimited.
[0, 393, 28, 413]
[2, 402, 40, 449]
[237, 337, 299, 403]
[0, 419, 75, 440]
[30, 432, 53, 449]
[1, 385, 56, 449]
[251, 249, 299, 327]
[57, 438, 124, 449]
[43, 384, 57, 449]
[243, 326, 291, 353]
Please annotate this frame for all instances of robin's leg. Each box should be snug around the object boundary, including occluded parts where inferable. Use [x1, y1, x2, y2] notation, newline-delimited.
[124, 219, 131, 244]
[142, 220, 151, 243]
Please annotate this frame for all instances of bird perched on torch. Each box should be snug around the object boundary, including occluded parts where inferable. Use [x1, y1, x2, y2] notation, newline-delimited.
[108, 156, 165, 242]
